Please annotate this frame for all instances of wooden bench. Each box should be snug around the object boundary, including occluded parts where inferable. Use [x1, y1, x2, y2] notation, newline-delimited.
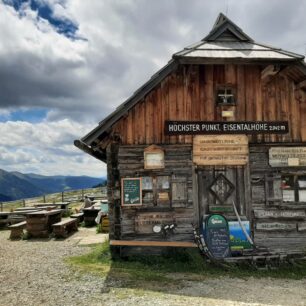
[52, 218, 78, 238]
[70, 212, 84, 224]
[8, 221, 27, 239]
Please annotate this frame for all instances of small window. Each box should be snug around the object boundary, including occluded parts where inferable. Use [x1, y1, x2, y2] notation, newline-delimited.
[281, 174, 306, 203]
[216, 85, 236, 105]
[141, 175, 170, 206]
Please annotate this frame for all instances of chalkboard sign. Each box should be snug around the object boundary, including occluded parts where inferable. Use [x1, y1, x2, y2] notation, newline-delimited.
[121, 178, 142, 206]
[204, 214, 231, 259]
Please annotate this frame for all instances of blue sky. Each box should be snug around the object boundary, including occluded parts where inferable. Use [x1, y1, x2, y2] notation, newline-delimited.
[0, 108, 48, 123]
[4, 0, 78, 38]
[0, 0, 305, 176]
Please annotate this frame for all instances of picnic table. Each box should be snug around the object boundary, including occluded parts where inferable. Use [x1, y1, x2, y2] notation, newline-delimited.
[12, 206, 42, 214]
[26, 209, 62, 238]
[34, 202, 71, 211]
[9, 209, 42, 224]
[86, 195, 107, 201]
[0, 212, 11, 227]
[82, 207, 101, 226]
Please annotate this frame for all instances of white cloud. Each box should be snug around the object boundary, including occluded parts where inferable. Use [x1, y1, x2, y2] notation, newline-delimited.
[0, 119, 105, 177]
[0, 0, 306, 177]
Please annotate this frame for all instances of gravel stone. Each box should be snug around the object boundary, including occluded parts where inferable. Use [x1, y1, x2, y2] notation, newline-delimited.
[1, 229, 306, 306]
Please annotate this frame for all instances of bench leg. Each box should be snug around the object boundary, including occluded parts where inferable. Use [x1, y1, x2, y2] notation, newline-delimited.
[10, 228, 24, 240]
[53, 227, 67, 238]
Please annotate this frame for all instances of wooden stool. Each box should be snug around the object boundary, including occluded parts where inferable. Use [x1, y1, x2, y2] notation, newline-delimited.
[9, 221, 27, 239]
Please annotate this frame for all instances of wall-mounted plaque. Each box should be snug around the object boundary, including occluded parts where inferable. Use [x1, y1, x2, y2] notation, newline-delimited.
[144, 145, 164, 169]
[269, 147, 306, 167]
[142, 177, 153, 190]
[135, 211, 175, 233]
[121, 178, 142, 206]
[158, 192, 169, 201]
[193, 135, 248, 166]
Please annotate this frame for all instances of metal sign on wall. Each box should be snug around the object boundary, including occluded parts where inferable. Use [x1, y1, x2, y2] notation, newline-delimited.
[269, 147, 306, 167]
[165, 121, 289, 135]
[193, 135, 249, 166]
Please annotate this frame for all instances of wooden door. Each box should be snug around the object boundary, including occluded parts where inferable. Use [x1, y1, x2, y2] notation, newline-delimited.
[197, 167, 247, 222]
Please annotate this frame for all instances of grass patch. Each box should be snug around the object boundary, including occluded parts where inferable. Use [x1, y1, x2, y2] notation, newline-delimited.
[66, 241, 306, 288]
[66, 241, 111, 276]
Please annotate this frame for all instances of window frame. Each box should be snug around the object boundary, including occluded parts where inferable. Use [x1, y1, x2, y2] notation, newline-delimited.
[281, 173, 306, 203]
[215, 84, 237, 106]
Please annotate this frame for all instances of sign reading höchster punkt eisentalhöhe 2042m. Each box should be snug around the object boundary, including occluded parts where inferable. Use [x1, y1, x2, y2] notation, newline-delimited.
[164, 121, 289, 135]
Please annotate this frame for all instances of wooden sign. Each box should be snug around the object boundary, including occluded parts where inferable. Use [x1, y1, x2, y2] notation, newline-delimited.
[193, 135, 248, 166]
[297, 222, 306, 232]
[165, 121, 289, 135]
[209, 205, 234, 213]
[254, 209, 306, 220]
[158, 192, 169, 201]
[135, 212, 175, 233]
[144, 145, 164, 169]
[121, 178, 142, 206]
[256, 222, 296, 231]
[204, 214, 231, 259]
[269, 147, 306, 167]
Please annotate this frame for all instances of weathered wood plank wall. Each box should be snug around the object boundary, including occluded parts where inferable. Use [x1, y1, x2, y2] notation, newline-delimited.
[249, 145, 306, 251]
[111, 144, 195, 243]
[111, 64, 306, 145]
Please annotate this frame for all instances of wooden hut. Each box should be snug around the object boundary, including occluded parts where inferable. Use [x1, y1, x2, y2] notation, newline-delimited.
[75, 13, 306, 257]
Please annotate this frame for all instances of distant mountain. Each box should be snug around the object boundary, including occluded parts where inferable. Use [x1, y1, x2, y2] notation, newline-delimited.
[0, 193, 13, 201]
[0, 169, 105, 201]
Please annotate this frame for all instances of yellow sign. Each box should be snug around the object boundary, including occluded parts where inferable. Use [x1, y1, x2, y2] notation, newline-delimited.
[193, 135, 249, 166]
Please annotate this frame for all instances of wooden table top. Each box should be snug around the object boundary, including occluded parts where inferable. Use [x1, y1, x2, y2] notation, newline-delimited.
[11, 210, 40, 215]
[26, 209, 62, 216]
[15, 207, 40, 211]
[34, 202, 70, 207]
[83, 207, 101, 211]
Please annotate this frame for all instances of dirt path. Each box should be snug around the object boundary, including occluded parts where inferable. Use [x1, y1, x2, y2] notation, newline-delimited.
[0, 229, 306, 306]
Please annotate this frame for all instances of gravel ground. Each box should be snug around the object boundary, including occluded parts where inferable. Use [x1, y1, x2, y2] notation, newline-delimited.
[1, 229, 306, 306]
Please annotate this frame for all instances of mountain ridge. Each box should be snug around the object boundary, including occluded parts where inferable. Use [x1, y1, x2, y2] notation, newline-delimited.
[0, 169, 105, 201]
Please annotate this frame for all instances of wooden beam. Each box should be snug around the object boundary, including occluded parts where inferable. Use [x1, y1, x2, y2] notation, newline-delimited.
[261, 65, 280, 82]
[110, 240, 198, 248]
[74, 140, 106, 162]
[297, 80, 306, 90]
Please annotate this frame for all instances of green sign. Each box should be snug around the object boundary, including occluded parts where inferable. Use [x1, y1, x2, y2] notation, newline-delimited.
[205, 214, 231, 259]
[121, 178, 142, 206]
[209, 206, 234, 213]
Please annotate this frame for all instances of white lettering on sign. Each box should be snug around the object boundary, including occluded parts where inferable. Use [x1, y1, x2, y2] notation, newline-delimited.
[165, 121, 289, 135]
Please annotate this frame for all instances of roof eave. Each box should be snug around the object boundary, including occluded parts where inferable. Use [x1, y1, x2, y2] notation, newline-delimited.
[174, 56, 302, 65]
[74, 140, 107, 163]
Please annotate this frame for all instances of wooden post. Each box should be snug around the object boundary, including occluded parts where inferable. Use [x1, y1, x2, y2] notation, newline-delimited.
[62, 192, 64, 202]
[82, 189, 84, 201]
[23, 199, 26, 207]
[43, 195, 46, 203]
[0, 202, 3, 212]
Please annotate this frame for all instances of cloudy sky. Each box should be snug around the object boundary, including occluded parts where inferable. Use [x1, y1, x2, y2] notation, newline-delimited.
[0, 0, 305, 177]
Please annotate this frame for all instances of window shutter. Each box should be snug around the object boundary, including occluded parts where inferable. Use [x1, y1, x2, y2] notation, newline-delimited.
[265, 173, 283, 205]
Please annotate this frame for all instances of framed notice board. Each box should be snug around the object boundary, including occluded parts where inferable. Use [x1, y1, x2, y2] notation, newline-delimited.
[121, 178, 142, 206]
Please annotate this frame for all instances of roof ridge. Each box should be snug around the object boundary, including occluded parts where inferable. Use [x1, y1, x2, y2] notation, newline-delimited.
[203, 13, 253, 42]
